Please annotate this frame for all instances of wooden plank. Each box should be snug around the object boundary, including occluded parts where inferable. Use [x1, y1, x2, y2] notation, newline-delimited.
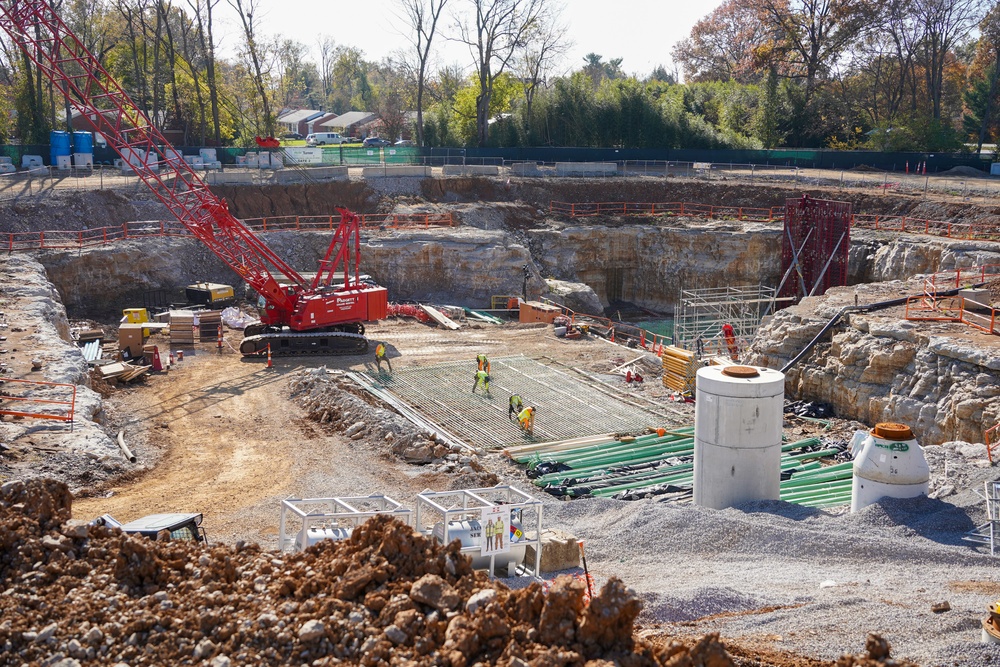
[420, 304, 460, 330]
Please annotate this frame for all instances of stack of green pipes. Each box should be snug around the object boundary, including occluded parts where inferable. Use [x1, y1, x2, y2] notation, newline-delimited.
[505, 429, 854, 508]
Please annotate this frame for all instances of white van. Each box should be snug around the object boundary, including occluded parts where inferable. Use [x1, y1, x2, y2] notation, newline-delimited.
[306, 132, 347, 146]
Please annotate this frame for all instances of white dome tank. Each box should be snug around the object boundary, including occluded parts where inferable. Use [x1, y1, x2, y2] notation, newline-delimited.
[851, 422, 929, 513]
[694, 365, 785, 510]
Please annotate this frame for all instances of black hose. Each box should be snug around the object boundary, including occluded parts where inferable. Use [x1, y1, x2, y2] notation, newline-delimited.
[779, 284, 979, 374]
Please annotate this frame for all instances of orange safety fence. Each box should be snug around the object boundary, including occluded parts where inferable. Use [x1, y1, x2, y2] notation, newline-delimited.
[923, 264, 1000, 292]
[550, 201, 782, 223]
[852, 214, 1000, 241]
[0, 378, 77, 430]
[1, 212, 454, 251]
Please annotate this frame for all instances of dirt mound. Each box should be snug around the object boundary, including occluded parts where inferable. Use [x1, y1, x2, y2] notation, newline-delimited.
[938, 165, 987, 177]
[0, 478, 741, 666]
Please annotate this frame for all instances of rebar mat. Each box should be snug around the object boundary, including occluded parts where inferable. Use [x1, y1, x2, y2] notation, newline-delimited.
[362, 355, 677, 449]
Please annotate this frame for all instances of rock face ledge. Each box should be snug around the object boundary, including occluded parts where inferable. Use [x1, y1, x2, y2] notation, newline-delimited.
[747, 284, 1000, 446]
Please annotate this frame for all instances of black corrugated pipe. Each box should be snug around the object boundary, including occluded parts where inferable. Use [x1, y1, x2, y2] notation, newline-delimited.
[778, 284, 981, 374]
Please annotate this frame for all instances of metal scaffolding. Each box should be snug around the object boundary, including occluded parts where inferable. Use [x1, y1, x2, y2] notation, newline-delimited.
[674, 285, 779, 356]
[362, 356, 679, 450]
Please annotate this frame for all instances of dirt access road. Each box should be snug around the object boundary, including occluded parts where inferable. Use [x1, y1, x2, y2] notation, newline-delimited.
[73, 319, 661, 546]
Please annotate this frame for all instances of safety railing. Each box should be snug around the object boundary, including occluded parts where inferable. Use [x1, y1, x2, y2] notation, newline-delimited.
[549, 200, 782, 222]
[1, 212, 455, 251]
[905, 295, 999, 334]
[923, 264, 1000, 291]
[0, 378, 77, 430]
[851, 215, 1000, 241]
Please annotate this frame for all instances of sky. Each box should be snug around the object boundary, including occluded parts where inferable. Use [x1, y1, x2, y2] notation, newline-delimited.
[216, 0, 726, 80]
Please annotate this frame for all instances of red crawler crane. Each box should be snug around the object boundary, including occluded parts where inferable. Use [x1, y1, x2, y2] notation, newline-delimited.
[0, 0, 387, 356]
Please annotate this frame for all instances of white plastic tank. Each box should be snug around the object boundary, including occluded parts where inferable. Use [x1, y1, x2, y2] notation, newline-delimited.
[694, 365, 785, 509]
[851, 422, 929, 513]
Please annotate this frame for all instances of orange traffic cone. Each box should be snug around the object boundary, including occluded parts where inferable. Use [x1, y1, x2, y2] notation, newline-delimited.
[266, 343, 273, 368]
[217, 324, 223, 351]
[151, 346, 162, 371]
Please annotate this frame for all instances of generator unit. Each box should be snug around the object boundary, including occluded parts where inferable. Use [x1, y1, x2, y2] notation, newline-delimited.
[185, 282, 235, 308]
[416, 485, 543, 578]
[279, 494, 412, 552]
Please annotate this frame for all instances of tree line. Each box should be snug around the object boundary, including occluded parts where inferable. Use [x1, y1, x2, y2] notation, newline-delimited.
[1, 0, 998, 152]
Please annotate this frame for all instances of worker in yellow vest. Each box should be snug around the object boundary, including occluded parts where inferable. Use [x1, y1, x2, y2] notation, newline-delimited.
[517, 406, 535, 435]
[508, 394, 523, 421]
[375, 342, 392, 373]
[472, 369, 491, 396]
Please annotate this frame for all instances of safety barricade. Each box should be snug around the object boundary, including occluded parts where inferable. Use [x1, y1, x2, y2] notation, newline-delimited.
[0, 378, 77, 431]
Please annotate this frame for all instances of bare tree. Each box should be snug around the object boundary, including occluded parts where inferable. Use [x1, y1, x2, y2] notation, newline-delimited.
[516, 0, 567, 127]
[912, 0, 986, 119]
[228, 0, 275, 136]
[186, 0, 223, 144]
[454, 0, 544, 146]
[317, 35, 336, 104]
[397, 0, 448, 146]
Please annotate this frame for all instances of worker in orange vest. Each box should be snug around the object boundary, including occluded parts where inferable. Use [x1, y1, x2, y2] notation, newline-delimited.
[517, 406, 535, 435]
[476, 353, 491, 374]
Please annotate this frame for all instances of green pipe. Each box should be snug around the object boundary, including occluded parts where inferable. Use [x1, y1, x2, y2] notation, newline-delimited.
[561, 440, 696, 468]
[524, 431, 695, 464]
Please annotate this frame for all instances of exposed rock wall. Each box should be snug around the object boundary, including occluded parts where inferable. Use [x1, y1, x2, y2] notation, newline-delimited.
[529, 223, 782, 311]
[849, 234, 1000, 284]
[34, 228, 542, 319]
[747, 285, 1000, 446]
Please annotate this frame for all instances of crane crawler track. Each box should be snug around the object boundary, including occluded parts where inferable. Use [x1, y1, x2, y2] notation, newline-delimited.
[240, 331, 369, 356]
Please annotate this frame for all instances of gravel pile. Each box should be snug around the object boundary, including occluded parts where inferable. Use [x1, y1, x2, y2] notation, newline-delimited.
[539, 441, 1000, 666]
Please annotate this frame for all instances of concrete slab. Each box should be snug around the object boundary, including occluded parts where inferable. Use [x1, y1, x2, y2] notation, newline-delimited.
[362, 165, 432, 178]
[442, 165, 500, 176]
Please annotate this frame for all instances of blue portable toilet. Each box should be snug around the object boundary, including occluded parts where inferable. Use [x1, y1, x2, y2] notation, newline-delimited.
[73, 131, 93, 154]
[50, 131, 71, 166]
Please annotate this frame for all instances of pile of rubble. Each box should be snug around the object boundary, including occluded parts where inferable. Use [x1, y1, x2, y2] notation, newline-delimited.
[1, 478, 735, 666]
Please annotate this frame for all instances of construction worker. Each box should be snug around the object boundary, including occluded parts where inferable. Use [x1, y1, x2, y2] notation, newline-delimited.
[472, 369, 491, 395]
[375, 341, 392, 373]
[517, 406, 535, 435]
[508, 394, 523, 421]
[476, 353, 491, 374]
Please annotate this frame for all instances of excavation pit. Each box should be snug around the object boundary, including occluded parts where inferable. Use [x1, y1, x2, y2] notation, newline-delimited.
[363, 355, 681, 449]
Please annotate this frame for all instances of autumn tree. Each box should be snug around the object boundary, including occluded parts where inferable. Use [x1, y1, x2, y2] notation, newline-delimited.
[912, 0, 986, 120]
[671, 0, 771, 83]
[515, 0, 568, 140]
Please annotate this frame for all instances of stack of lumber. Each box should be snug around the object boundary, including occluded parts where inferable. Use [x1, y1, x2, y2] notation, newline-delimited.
[197, 310, 222, 341]
[169, 311, 195, 345]
[97, 362, 152, 383]
[662, 345, 698, 392]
